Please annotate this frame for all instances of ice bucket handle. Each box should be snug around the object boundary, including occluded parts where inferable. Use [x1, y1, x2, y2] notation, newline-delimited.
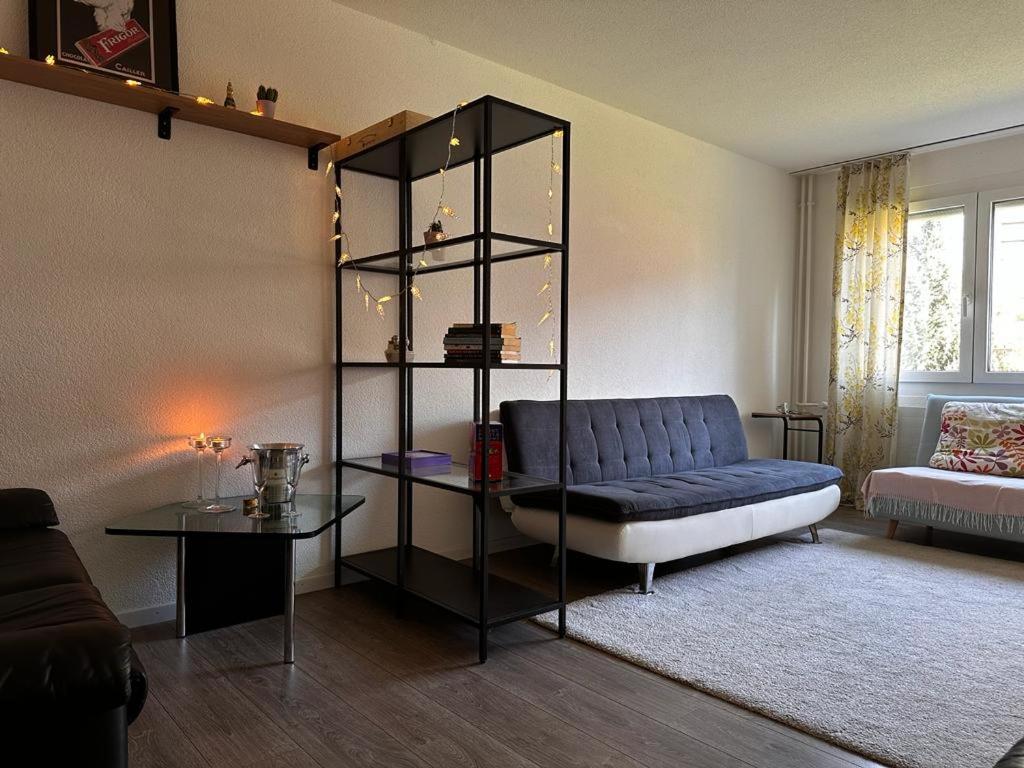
[295, 454, 310, 483]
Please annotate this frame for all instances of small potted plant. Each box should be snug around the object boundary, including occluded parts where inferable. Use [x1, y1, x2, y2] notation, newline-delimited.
[424, 220, 447, 262]
[256, 85, 279, 118]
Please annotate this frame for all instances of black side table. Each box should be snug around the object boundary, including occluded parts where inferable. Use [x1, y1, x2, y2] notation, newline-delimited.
[106, 494, 364, 663]
[751, 411, 824, 463]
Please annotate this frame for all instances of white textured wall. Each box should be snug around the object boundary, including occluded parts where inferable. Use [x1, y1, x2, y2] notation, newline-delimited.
[0, 0, 797, 620]
[805, 133, 1024, 464]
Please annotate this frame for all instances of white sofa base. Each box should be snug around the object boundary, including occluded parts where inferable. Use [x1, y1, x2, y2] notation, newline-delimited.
[507, 485, 841, 568]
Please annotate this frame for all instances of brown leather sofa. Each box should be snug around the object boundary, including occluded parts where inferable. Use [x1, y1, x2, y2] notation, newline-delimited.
[0, 488, 147, 767]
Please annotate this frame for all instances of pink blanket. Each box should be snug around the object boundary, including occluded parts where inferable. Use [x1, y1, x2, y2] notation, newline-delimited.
[862, 466, 1024, 518]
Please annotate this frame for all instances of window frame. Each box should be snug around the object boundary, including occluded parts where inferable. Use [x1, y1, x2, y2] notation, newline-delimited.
[974, 186, 1024, 384]
[900, 193, 977, 384]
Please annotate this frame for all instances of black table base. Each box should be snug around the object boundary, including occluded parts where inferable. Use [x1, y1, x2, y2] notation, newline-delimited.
[180, 536, 287, 636]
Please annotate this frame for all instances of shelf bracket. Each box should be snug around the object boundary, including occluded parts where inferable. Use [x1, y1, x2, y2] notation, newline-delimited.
[157, 107, 178, 140]
[308, 143, 329, 171]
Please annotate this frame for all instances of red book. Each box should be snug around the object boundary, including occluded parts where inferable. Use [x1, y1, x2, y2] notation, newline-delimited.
[469, 422, 503, 482]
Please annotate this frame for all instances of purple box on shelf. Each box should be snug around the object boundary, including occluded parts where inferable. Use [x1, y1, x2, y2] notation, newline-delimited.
[381, 449, 453, 475]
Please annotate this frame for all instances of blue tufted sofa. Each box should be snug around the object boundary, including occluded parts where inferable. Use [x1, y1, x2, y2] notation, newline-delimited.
[500, 394, 843, 592]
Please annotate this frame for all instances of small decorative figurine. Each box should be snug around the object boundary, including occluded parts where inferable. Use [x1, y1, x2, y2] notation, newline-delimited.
[256, 84, 279, 118]
[223, 81, 236, 109]
[385, 335, 413, 364]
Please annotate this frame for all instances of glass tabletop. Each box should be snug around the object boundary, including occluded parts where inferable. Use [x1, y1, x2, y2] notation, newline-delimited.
[105, 494, 365, 539]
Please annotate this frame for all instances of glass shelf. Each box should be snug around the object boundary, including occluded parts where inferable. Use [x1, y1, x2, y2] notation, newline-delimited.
[339, 232, 563, 275]
[337, 95, 566, 181]
[339, 361, 562, 370]
[340, 457, 562, 497]
[341, 545, 559, 627]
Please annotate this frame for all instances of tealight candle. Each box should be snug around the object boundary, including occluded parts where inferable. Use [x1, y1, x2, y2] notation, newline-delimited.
[182, 433, 208, 508]
[205, 437, 234, 513]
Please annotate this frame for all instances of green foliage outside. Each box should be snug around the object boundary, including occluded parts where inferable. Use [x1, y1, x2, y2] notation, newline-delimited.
[902, 218, 959, 373]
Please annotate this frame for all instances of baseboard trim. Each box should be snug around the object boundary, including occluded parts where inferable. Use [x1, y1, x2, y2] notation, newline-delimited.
[117, 533, 538, 628]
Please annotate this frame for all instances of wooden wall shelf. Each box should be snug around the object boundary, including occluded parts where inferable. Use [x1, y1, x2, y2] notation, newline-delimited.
[0, 54, 340, 170]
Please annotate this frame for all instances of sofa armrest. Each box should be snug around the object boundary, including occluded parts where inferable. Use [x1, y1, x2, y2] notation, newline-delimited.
[0, 619, 132, 713]
[0, 488, 59, 529]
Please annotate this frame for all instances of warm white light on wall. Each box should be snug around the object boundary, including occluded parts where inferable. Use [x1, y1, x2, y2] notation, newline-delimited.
[195, 96, 214, 105]
[44, 55, 55, 65]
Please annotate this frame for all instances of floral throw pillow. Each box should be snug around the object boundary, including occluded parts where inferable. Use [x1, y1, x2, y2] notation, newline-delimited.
[929, 401, 1024, 477]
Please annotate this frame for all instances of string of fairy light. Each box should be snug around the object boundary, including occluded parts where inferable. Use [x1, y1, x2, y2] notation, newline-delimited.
[329, 103, 465, 317]
[331, 103, 563, 362]
[540, 129, 564, 360]
[0, 48, 272, 116]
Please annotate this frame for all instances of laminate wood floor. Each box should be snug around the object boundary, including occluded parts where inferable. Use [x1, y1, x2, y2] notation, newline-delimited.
[130, 508, 1024, 767]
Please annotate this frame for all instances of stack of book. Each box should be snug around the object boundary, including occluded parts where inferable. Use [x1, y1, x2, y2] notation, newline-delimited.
[443, 322, 521, 364]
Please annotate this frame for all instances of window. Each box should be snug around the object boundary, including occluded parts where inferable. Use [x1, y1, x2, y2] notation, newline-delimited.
[976, 193, 1024, 380]
[900, 188, 1024, 384]
[901, 195, 975, 382]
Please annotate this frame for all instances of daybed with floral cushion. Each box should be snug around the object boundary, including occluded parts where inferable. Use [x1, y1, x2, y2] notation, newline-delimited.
[863, 395, 1024, 541]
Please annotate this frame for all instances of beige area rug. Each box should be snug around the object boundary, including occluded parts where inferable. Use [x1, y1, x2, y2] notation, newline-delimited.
[536, 530, 1024, 768]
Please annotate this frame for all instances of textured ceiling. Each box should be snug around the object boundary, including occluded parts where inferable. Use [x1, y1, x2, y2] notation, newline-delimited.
[336, 0, 1024, 171]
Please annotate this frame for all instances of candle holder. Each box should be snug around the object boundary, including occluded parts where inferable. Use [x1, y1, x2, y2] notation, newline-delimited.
[205, 436, 235, 513]
[181, 434, 208, 508]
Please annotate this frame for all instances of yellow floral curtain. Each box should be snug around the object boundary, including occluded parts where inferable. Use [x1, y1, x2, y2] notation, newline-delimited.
[825, 155, 909, 507]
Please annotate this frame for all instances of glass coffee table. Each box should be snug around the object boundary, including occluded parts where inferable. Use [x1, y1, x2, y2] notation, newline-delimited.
[106, 494, 364, 663]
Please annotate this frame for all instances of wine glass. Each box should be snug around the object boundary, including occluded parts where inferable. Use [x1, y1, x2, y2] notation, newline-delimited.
[181, 434, 208, 508]
[205, 437, 235, 513]
[245, 458, 270, 519]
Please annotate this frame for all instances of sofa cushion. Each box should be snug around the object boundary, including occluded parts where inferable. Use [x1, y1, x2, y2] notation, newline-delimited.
[0, 529, 92, 596]
[915, 394, 1024, 467]
[928, 401, 1024, 477]
[0, 583, 132, 713]
[501, 395, 749, 485]
[517, 458, 843, 523]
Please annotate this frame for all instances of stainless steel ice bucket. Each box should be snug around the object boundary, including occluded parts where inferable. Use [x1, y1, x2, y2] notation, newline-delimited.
[236, 443, 310, 505]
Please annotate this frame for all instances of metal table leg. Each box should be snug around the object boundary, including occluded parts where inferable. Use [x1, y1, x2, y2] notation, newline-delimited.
[176, 537, 186, 638]
[284, 538, 295, 663]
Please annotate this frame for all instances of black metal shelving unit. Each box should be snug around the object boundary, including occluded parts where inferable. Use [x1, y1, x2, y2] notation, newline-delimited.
[333, 96, 569, 662]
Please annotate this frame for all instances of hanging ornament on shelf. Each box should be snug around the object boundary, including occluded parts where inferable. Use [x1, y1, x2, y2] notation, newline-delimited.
[541, 129, 564, 361]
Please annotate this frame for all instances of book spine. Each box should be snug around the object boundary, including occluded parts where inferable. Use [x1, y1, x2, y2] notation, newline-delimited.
[450, 323, 517, 333]
[470, 423, 503, 481]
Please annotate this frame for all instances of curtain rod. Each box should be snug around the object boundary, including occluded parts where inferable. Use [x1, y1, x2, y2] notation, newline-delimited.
[790, 119, 1024, 176]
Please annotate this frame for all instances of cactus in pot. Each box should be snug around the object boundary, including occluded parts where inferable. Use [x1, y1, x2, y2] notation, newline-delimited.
[256, 85, 279, 118]
[424, 219, 447, 262]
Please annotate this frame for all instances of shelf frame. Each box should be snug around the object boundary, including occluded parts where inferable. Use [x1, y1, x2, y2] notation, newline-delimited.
[0, 53, 340, 169]
[334, 96, 570, 662]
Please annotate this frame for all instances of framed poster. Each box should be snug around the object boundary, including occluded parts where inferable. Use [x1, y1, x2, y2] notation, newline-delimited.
[29, 0, 178, 91]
